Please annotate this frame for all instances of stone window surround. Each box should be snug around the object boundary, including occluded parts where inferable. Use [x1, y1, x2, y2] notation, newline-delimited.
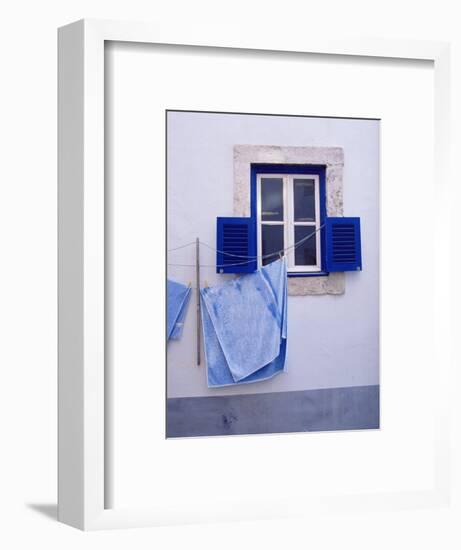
[233, 145, 345, 296]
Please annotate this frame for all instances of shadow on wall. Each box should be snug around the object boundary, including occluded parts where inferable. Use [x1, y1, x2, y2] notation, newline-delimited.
[26, 503, 57, 522]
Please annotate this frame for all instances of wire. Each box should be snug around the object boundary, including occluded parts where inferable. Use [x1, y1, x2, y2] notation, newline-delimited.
[168, 225, 324, 259]
[199, 240, 255, 258]
[167, 224, 324, 268]
[167, 240, 197, 252]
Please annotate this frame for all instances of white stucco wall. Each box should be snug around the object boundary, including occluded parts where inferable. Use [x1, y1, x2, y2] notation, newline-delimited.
[167, 111, 379, 398]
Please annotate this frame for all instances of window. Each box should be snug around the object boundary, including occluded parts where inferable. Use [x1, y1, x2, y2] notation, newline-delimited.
[255, 167, 325, 273]
[216, 161, 361, 278]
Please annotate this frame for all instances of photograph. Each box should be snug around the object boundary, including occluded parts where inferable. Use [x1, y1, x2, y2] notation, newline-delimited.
[2, 4, 457, 545]
[166, 110, 380, 438]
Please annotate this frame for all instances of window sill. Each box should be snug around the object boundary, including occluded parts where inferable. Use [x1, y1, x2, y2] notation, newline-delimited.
[287, 271, 345, 296]
[288, 270, 329, 278]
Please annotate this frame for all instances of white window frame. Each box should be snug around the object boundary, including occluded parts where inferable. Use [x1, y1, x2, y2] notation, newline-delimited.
[256, 173, 321, 273]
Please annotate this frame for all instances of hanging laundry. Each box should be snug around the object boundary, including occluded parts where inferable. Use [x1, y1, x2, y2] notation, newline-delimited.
[167, 279, 192, 340]
[200, 258, 287, 387]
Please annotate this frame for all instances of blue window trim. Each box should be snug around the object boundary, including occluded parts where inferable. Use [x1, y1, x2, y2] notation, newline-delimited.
[250, 163, 329, 277]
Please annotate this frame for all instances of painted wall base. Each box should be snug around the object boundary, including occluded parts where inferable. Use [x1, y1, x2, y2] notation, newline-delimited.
[167, 385, 379, 438]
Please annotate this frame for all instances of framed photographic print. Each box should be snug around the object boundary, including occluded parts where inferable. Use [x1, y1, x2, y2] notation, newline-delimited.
[58, 19, 455, 531]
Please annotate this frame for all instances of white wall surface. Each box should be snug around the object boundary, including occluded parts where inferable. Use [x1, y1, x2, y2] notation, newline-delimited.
[2, 1, 461, 549]
[167, 111, 379, 397]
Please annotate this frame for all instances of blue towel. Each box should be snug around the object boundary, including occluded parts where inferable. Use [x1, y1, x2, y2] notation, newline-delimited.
[167, 279, 192, 340]
[200, 258, 287, 387]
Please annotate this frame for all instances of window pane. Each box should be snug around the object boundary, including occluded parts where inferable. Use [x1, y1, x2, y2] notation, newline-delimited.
[293, 178, 316, 222]
[294, 226, 317, 266]
[261, 224, 284, 266]
[261, 177, 284, 221]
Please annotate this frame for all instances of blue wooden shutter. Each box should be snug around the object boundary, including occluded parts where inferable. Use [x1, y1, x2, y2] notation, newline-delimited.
[216, 217, 257, 274]
[325, 217, 362, 272]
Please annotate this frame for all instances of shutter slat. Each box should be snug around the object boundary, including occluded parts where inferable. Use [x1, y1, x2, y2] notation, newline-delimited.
[216, 217, 257, 274]
[324, 217, 362, 272]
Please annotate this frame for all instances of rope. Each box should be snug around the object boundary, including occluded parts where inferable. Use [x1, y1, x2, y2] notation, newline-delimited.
[167, 240, 197, 252]
[167, 224, 324, 268]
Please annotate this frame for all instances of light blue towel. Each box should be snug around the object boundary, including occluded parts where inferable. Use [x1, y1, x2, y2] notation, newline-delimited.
[167, 279, 192, 340]
[200, 258, 287, 387]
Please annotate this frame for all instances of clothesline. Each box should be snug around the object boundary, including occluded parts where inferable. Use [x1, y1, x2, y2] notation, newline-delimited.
[167, 224, 324, 268]
[167, 240, 198, 252]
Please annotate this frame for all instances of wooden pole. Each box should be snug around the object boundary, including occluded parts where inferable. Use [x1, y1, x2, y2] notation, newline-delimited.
[196, 237, 201, 366]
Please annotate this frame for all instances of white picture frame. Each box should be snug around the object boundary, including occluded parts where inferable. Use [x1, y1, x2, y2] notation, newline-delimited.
[58, 19, 453, 530]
